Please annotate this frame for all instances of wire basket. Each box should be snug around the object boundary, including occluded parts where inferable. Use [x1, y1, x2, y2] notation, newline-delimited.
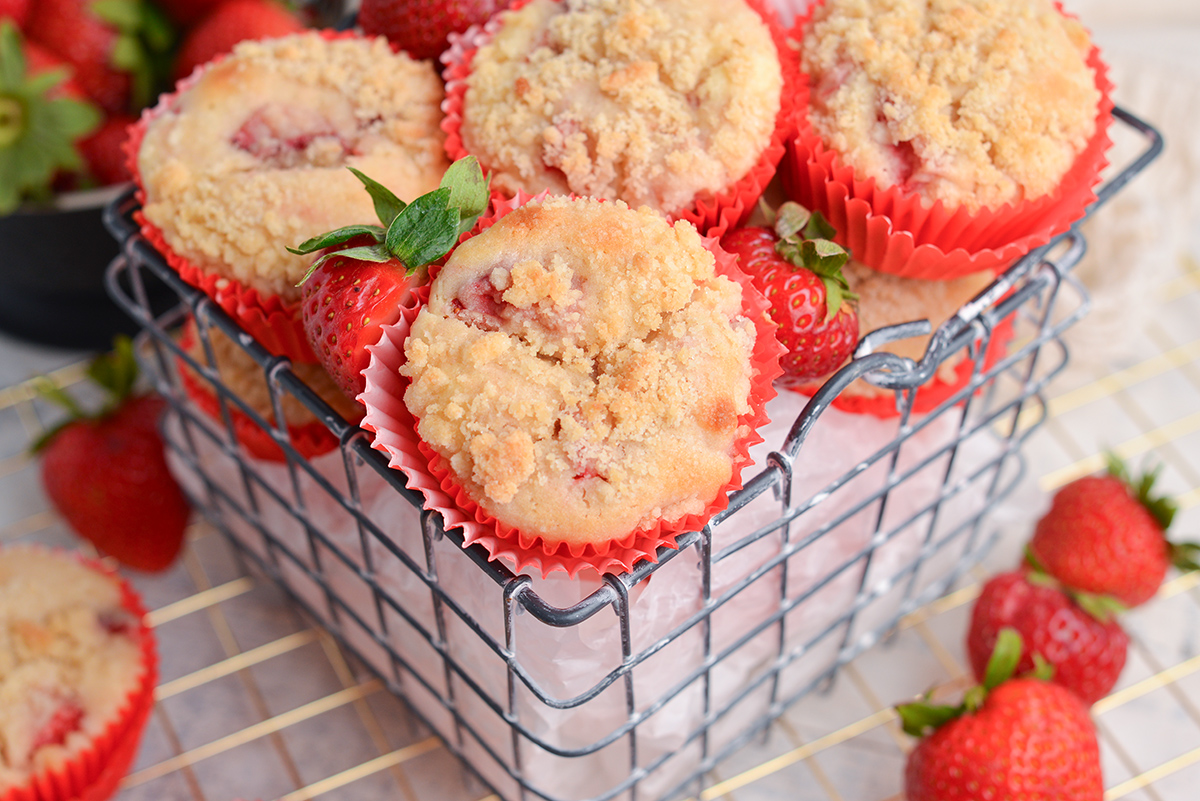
[104, 108, 1161, 801]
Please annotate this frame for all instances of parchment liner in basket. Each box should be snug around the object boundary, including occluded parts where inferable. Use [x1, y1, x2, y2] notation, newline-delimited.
[1, 552, 158, 801]
[440, 0, 803, 239]
[359, 192, 784, 577]
[780, 1, 1114, 280]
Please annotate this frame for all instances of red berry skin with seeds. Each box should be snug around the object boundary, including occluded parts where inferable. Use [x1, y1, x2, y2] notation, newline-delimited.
[26, 0, 130, 113]
[40, 395, 190, 572]
[359, 0, 507, 62]
[1030, 475, 1169, 608]
[722, 226, 858, 385]
[301, 251, 422, 400]
[172, 0, 304, 81]
[905, 678, 1103, 801]
[967, 570, 1128, 706]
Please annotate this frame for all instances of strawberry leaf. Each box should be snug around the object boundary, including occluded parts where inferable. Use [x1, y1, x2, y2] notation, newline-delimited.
[1170, 542, 1200, 573]
[288, 224, 385, 257]
[299, 243, 392, 284]
[774, 201, 811, 241]
[87, 334, 139, 405]
[896, 699, 962, 738]
[1107, 451, 1177, 531]
[386, 188, 458, 272]
[439, 154, 489, 235]
[802, 210, 837, 242]
[1030, 652, 1055, 683]
[349, 166, 406, 227]
[1072, 590, 1127, 624]
[800, 238, 850, 275]
[983, 628, 1023, 691]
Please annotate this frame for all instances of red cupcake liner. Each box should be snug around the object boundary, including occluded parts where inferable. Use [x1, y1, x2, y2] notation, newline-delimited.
[795, 313, 1016, 419]
[1, 552, 158, 801]
[781, 1, 1114, 280]
[441, 0, 802, 239]
[360, 192, 784, 577]
[175, 320, 346, 463]
[124, 29, 393, 363]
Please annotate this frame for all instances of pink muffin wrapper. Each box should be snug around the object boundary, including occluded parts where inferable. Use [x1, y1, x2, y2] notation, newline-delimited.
[359, 192, 785, 577]
[2, 552, 158, 801]
[781, 1, 1114, 280]
[793, 314, 1016, 419]
[124, 29, 392, 363]
[440, 0, 802, 240]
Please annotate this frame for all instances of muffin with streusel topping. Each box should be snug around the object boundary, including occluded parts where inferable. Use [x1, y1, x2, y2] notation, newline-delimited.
[360, 194, 782, 575]
[784, 0, 1113, 279]
[443, 0, 799, 234]
[0, 548, 156, 801]
[132, 31, 449, 359]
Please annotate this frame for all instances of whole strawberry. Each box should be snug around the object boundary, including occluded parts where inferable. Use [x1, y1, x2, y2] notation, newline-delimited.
[722, 203, 858, 386]
[900, 629, 1104, 801]
[35, 337, 191, 572]
[967, 569, 1128, 706]
[0, 22, 102, 213]
[290, 157, 490, 398]
[360, 0, 508, 62]
[1030, 455, 1193, 607]
[172, 0, 304, 81]
[25, 0, 175, 114]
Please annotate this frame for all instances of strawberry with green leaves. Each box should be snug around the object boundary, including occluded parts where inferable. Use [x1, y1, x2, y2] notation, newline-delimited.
[1030, 454, 1196, 608]
[967, 567, 1128, 706]
[290, 156, 490, 399]
[721, 202, 859, 386]
[0, 21, 102, 213]
[35, 337, 191, 573]
[900, 628, 1104, 801]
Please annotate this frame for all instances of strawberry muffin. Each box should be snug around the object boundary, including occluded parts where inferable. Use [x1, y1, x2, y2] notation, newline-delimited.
[135, 31, 448, 304]
[0, 548, 156, 799]
[398, 196, 767, 555]
[453, 0, 788, 219]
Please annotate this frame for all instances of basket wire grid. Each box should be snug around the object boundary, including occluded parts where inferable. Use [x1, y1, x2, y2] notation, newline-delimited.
[0, 107, 1173, 801]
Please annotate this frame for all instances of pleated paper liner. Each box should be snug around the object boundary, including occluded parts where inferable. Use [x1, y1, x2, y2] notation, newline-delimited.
[440, 0, 803, 239]
[781, 1, 1114, 280]
[792, 314, 1016, 419]
[1, 551, 158, 801]
[124, 29, 404, 364]
[359, 192, 784, 577]
[175, 320, 351, 463]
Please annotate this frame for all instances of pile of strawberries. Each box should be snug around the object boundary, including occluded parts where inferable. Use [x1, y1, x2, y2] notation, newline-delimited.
[0, 0, 303, 213]
[900, 457, 1196, 800]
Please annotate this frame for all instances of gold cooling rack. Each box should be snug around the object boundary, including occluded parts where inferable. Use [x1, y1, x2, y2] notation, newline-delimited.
[2, 254, 1199, 801]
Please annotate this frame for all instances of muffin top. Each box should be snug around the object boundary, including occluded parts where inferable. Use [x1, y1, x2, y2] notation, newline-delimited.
[138, 32, 448, 302]
[801, 0, 1099, 212]
[402, 197, 757, 548]
[461, 0, 783, 215]
[0, 549, 145, 788]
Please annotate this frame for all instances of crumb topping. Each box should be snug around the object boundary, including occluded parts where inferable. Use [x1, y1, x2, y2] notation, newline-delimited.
[139, 33, 449, 302]
[183, 323, 362, 424]
[403, 197, 756, 547]
[801, 0, 1099, 211]
[0, 550, 143, 788]
[462, 0, 783, 215]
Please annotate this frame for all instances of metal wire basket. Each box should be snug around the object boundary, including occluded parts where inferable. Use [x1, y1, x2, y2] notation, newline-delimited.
[103, 108, 1161, 801]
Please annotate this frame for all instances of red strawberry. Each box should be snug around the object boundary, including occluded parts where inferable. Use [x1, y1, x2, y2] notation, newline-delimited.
[0, 0, 30, 29]
[291, 157, 490, 398]
[967, 570, 1128, 706]
[0, 22, 102, 213]
[36, 337, 191, 573]
[78, 113, 135, 185]
[899, 629, 1104, 801]
[722, 203, 858, 385]
[359, 0, 508, 62]
[25, 0, 176, 115]
[172, 0, 304, 81]
[1029, 455, 1193, 607]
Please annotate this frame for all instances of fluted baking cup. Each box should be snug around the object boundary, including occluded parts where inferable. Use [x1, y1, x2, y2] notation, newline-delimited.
[360, 194, 784, 577]
[782, 2, 1113, 280]
[1, 552, 158, 801]
[441, 0, 801, 239]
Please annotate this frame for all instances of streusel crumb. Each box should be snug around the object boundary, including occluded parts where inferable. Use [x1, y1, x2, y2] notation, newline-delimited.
[462, 0, 782, 215]
[403, 197, 756, 547]
[0, 549, 143, 788]
[802, 0, 1099, 211]
[139, 33, 448, 302]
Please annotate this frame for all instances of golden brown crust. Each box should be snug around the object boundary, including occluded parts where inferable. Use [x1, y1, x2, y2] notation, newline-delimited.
[402, 197, 756, 547]
[462, 0, 782, 215]
[138, 33, 448, 302]
[801, 0, 1099, 211]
